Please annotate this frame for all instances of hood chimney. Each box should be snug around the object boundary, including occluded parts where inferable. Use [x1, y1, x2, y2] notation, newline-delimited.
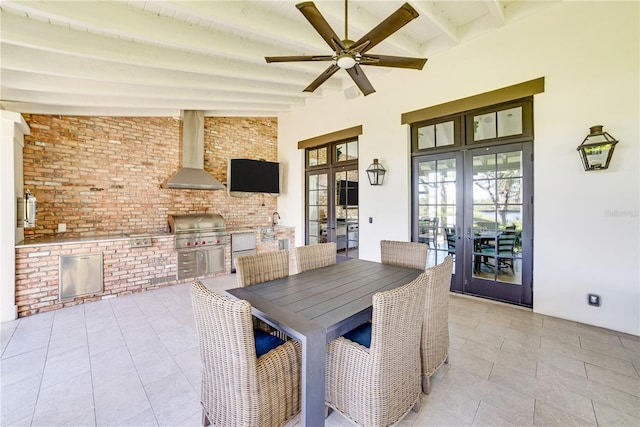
[162, 110, 225, 190]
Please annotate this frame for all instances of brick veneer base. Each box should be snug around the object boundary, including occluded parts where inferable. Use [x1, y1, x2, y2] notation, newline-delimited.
[15, 227, 295, 317]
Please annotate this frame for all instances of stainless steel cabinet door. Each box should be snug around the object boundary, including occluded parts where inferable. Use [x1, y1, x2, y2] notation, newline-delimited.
[197, 247, 225, 276]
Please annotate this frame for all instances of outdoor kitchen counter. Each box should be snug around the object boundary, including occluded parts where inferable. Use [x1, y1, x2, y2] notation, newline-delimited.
[16, 232, 173, 248]
[16, 225, 295, 247]
[228, 225, 295, 247]
[227, 225, 295, 233]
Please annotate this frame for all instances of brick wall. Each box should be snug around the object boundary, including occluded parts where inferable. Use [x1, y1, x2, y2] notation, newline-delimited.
[21, 115, 280, 237]
[14, 114, 298, 317]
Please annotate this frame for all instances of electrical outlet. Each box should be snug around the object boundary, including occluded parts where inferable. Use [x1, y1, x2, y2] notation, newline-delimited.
[369, 217, 373, 223]
[588, 294, 601, 307]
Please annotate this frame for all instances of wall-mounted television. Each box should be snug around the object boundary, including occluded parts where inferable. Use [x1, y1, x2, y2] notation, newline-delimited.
[228, 158, 281, 195]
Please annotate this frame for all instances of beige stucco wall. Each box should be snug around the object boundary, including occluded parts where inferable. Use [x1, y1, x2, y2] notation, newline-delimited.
[277, 1, 640, 335]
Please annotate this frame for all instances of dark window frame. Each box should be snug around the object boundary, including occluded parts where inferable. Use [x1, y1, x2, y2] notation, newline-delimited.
[411, 98, 534, 156]
[411, 115, 463, 154]
[465, 98, 534, 147]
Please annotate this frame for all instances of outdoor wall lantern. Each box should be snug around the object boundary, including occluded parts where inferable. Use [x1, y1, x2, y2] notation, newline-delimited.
[577, 125, 619, 171]
[366, 158, 386, 185]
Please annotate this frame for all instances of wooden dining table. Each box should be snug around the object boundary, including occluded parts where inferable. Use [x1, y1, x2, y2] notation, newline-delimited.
[225, 258, 423, 427]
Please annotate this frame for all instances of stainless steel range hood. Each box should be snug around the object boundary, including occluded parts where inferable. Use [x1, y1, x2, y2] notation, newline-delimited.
[162, 110, 225, 190]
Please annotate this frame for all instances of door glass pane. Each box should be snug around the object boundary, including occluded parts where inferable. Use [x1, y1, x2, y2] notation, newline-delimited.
[309, 174, 318, 189]
[417, 158, 456, 268]
[473, 179, 497, 206]
[473, 154, 496, 178]
[307, 172, 328, 245]
[471, 151, 522, 285]
[497, 178, 522, 204]
[438, 182, 456, 205]
[309, 222, 318, 236]
[308, 206, 318, 221]
[497, 107, 523, 137]
[497, 151, 523, 176]
[335, 169, 358, 258]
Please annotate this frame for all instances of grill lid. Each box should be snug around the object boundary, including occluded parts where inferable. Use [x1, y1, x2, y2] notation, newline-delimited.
[168, 214, 226, 234]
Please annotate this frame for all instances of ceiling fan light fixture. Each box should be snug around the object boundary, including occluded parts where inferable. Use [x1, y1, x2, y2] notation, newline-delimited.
[336, 53, 356, 69]
[265, 1, 426, 94]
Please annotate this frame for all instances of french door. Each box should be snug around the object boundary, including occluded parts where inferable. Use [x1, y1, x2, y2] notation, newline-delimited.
[306, 166, 359, 259]
[413, 142, 533, 306]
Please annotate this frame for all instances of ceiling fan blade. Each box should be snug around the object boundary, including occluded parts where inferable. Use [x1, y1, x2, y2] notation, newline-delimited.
[304, 64, 341, 93]
[346, 64, 375, 96]
[351, 3, 419, 54]
[360, 54, 427, 70]
[265, 55, 334, 63]
[296, 2, 345, 52]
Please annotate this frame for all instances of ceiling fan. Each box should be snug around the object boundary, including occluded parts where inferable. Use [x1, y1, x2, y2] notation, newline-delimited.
[265, 1, 427, 96]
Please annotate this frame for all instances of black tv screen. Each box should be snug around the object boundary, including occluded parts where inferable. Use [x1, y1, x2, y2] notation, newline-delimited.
[338, 180, 358, 206]
[228, 159, 280, 194]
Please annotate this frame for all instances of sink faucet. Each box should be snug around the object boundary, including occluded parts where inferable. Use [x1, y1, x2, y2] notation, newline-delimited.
[272, 212, 280, 226]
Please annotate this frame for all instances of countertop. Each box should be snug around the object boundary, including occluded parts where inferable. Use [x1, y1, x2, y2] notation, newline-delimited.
[16, 225, 294, 248]
[16, 232, 173, 248]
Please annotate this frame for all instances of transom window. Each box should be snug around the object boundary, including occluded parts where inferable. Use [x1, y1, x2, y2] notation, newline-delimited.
[417, 121, 456, 149]
[473, 106, 524, 141]
[307, 146, 328, 166]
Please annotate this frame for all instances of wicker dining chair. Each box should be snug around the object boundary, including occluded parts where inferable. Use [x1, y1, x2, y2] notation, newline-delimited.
[421, 255, 454, 394]
[325, 273, 428, 427]
[292, 242, 336, 273]
[380, 240, 428, 270]
[235, 249, 289, 287]
[190, 280, 301, 427]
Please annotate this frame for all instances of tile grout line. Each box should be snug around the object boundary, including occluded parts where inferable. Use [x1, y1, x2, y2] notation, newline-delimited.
[121, 291, 162, 426]
[28, 312, 55, 427]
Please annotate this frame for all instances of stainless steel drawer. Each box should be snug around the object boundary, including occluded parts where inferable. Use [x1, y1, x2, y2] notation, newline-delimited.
[59, 253, 103, 300]
[177, 247, 224, 280]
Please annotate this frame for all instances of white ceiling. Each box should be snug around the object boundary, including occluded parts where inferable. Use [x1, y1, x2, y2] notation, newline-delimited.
[0, 0, 560, 117]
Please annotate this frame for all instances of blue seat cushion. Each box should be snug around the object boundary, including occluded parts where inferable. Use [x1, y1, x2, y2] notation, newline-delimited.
[254, 329, 285, 358]
[342, 322, 372, 348]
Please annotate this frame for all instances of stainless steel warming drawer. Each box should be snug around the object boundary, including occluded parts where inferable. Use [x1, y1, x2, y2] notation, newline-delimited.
[231, 232, 256, 273]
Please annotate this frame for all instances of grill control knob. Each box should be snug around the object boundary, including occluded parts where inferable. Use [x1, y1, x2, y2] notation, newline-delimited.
[186, 242, 191, 246]
[216, 239, 220, 244]
[194, 241, 198, 245]
[202, 241, 206, 245]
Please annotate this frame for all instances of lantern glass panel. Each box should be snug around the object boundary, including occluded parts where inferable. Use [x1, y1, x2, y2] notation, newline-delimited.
[583, 144, 613, 169]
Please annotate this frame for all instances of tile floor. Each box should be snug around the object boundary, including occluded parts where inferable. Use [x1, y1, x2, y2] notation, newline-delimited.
[2, 274, 639, 426]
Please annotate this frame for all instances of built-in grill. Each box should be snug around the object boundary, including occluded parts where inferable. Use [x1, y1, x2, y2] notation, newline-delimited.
[168, 214, 227, 279]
